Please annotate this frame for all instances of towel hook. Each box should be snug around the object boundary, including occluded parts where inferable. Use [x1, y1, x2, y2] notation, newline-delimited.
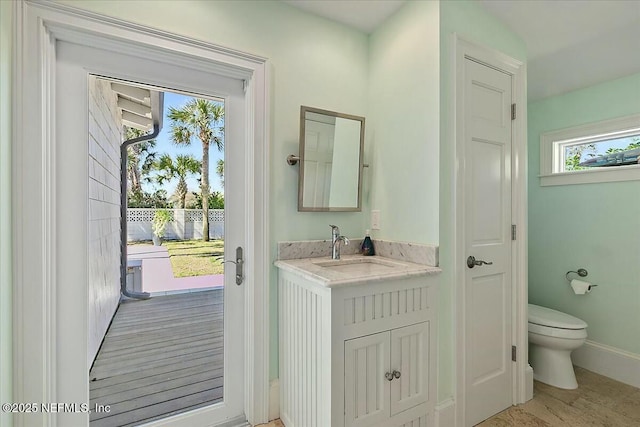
[565, 268, 588, 282]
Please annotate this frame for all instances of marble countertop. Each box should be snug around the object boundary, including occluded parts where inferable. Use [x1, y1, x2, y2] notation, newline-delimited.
[274, 254, 441, 288]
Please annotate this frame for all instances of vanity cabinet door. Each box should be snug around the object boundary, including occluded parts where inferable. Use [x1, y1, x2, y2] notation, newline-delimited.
[390, 322, 430, 416]
[344, 331, 391, 427]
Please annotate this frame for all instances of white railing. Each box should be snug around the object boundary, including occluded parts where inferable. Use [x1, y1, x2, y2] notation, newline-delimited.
[127, 208, 224, 241]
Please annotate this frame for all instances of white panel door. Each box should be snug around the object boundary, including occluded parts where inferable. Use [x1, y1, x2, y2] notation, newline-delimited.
[463, 58, 513, 426]
[344, 332, 390, 427]
[303, 121, 334, 207]
[390, 322, 429, 416]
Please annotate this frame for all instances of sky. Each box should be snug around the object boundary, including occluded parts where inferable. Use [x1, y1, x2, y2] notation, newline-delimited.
[142, 91, 225, 197]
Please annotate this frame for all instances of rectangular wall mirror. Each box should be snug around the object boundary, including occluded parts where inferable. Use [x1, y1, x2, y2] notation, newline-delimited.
[298, 106, 365, 212]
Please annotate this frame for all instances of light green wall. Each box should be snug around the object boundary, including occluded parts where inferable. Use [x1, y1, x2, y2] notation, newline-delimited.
[368, 0, 440, 245]
[55, 0, 370, 380]
[1, 0, 13, 425]
[12, 0, 529, 407]
[528, 73, 640, 355]
[439, 0, 527, 400]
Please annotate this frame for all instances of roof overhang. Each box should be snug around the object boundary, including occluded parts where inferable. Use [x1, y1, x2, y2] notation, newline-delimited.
[111, 82, 164, 133]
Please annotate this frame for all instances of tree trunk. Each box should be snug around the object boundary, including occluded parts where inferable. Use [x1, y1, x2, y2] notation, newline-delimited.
[177, 177, 188, 209]
[201, 143, 210, 241]
[128, 162, 141, 194]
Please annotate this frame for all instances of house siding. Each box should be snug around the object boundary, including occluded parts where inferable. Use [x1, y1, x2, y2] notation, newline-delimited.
[87, 76, 122, 368]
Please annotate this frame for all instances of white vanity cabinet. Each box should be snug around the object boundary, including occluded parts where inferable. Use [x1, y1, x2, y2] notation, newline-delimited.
[277, 266, 437, 427]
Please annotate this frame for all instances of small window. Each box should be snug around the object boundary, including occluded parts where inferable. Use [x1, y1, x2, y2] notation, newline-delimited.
[540, 114, 640, 186]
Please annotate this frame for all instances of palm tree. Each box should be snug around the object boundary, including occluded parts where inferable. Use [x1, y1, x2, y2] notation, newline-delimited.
[216, 159, 224, 188]
[125, 127, 157, 195]
[167, 99, 224, 241]
[154, 154, 202, 209]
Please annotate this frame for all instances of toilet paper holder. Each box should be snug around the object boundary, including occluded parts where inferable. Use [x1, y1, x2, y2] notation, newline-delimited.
[565, 268, 588, 282]
[565, 268, 597, 288]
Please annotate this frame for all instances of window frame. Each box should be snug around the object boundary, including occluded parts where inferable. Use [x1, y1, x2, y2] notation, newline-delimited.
[539, 113, 640, 186]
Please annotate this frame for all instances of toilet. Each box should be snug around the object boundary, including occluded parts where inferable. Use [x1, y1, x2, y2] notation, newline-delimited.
[528, 304, 588, 389]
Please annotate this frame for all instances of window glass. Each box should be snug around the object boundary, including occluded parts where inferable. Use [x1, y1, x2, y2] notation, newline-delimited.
[539, 114, 640, 186]
[563, 134, 640, 172]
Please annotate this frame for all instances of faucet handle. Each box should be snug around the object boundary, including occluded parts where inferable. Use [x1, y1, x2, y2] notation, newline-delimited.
[329, 224, 339, 233]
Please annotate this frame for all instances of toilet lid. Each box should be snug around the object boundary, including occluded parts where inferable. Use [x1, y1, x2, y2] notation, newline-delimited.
[528, 304, 587, 329]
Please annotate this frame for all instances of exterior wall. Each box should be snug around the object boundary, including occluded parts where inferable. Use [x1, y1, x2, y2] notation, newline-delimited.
[528, 72, 640, 355]
[1, 0, 13, 425]
[87, 76, 123, 367]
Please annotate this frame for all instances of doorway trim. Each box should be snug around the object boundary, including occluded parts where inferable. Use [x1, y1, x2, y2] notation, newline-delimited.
[12, 1, 270, 425]
[452, 34, 528, 427]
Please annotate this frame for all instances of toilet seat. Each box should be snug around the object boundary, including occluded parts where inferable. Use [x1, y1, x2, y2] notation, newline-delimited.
[528, 304, 588, 329]
[528, 304, 587, 339]
[528, 322, 587, 339]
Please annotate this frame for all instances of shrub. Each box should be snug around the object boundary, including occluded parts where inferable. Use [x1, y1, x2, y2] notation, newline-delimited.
[152, 209, 171, 238]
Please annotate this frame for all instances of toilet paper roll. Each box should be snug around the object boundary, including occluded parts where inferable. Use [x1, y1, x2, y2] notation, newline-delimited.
[571, 279, 592, 295]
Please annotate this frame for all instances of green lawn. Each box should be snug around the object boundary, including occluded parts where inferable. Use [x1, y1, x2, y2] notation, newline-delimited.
[162, 239, 225, 277]
[128, 239, 225, 277]
[165, 239, 225, 277]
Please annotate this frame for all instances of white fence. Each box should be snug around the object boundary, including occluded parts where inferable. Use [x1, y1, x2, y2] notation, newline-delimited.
[127, 208, 224, 241]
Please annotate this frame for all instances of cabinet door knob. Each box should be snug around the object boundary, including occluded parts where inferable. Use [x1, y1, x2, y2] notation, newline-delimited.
[385, 370, 401, 381]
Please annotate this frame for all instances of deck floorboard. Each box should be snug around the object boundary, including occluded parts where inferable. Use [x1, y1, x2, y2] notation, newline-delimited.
[89, 289, 224, 426]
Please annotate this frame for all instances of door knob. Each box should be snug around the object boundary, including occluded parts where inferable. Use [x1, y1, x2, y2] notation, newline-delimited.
[467, 256, 493, 269]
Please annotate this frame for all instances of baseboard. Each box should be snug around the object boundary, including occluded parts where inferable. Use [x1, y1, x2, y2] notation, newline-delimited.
[572, 340, 640, 388]
[269, 379, 280, 421]
[435, 398, 455, 427]
[525, 364, 534, 402]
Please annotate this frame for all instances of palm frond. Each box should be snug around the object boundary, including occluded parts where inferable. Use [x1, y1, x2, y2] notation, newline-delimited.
[170, 125, 192, 146]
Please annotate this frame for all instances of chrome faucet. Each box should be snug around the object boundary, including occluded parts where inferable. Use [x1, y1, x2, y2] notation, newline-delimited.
[329, 224, 349, 260]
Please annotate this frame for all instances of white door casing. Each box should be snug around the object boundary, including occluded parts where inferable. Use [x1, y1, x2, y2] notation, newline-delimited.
[463, 58, 513, 426]
[453, 35, 529, 427]
[13, 2, 270, 426]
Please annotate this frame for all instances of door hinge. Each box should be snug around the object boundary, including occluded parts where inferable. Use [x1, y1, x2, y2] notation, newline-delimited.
[512, 345, 517, 362]
[511, 103, 516, 120]
[511, 224, 516, 241]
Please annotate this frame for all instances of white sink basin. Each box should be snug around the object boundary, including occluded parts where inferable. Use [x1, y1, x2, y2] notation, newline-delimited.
[313, 258, 403, 275]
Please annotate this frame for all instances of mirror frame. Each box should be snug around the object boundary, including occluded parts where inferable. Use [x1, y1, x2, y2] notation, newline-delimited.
[298, 106, 365, 212]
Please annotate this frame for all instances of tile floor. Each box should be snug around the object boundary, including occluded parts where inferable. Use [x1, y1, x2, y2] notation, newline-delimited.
[478, 367, 640, 426]
[257, 367, 640, 427]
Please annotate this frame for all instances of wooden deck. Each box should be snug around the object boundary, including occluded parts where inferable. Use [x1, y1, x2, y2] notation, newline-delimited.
[89, 290, 224, 427]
